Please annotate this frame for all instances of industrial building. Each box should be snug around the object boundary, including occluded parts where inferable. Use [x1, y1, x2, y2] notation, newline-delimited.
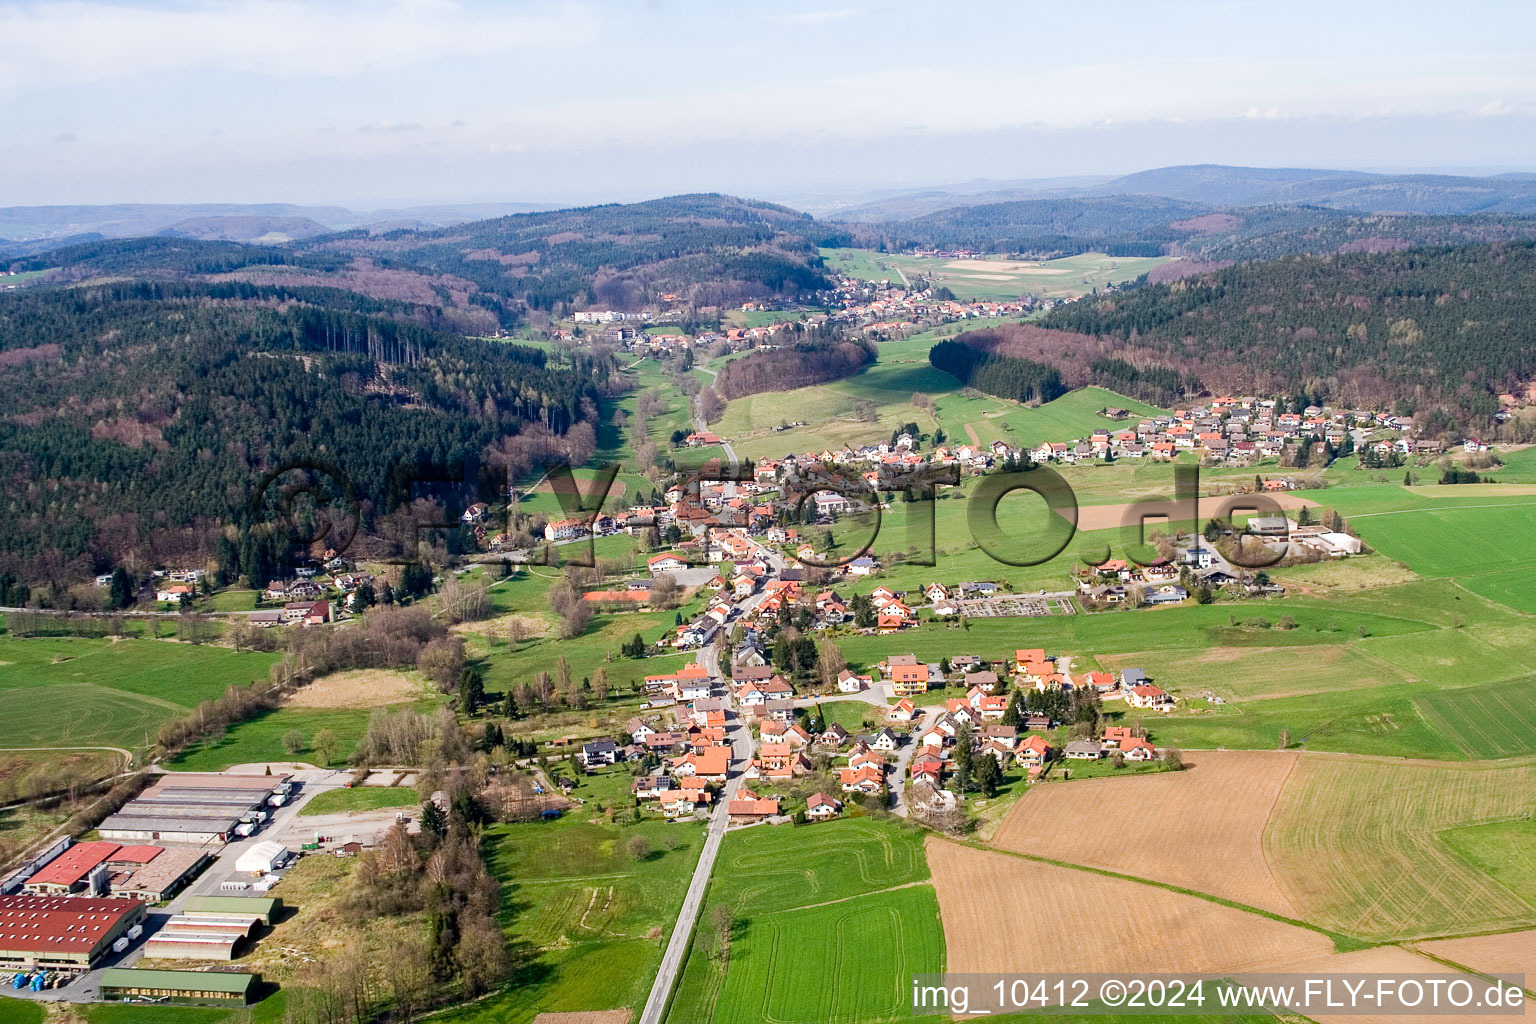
[21, 842, 209, 902]
[22, 841, 122, 895]
[107, 847, 210, 901]
[183, 895, 281, 926]
[99, 967, 258, 1006]
[0, 895, 146, 972]
[98, 773, 290, 845]
[142, 911, 261, 960]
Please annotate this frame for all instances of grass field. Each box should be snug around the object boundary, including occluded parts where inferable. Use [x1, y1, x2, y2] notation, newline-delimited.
[1348, 501, 1536, 578]
[666, 818, 935, 1024]
[722, 325, 1163, 463]
[1459, 567, 1536, 614]
[1416, 679, 1536, 758]
[297, 785, 419, 816]
[0, 637, 279, 754]
[707, 885, 944, 1024]
[167, 703, 432, 770]
[1264, 756, 1536, 941]
[1438, 817, 1536, 903]
[820, 248, 1175, 301]
[429, 770, 703, 1024]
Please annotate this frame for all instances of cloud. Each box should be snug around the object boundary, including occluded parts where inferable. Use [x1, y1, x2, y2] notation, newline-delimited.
[0, 0, 594, 89]
[360, 121, 424, 133]
[54, 131, 77, 143]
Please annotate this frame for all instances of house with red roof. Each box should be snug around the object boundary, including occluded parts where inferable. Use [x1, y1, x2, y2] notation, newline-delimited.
[1126, 684, 1175, 710]
[839, 764, 884, 794]
[806, 793, 842, 820]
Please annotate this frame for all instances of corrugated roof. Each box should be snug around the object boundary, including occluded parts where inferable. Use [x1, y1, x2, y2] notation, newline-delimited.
[27, 841, 120, 888]
[184, 895, 280, 917]
[99, 968, 255, 994]
[0, 894, 140, 952]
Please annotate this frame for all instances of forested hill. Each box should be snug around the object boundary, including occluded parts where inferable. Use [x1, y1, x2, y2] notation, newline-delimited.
[307, 193, 833, 314]
[0, 282, 610, 589]
[9, 194, 836, 331]
[841, 197, 1536, 262]
[1028, 241, 1536, 422]
[841, 196, 1205, 257]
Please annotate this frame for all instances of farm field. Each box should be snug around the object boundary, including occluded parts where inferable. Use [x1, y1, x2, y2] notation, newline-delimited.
[666, 818, 932, 1024]
[819, 248, 1175, 301]
[430, 770, 703, 1024]
[1438, 818, 1536, 903]
[704, 816, 930, 915]
[0, 636, 279, 753]
[1349, 501, 1536, 578]
[1414, 680, 1536, 759]
[1459, 567, 1536, 614]
[1414, 928, 1536, 984]
[1263, 755, 1536, 941]
[928, 840, 1336, 974]
[706, 885, 944, 1024]
[1099, 643, 1411, 701]
[1356, 626, 1536, 684]
[992, 751, 1303, 915]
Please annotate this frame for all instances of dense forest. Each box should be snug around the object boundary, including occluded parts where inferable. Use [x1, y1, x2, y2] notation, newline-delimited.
[311, 193, 833, 317]
[837, 196, 1536, 263]
[843, 196, 1203, 257]
[12, 195, 836, 331]
[713, 332, 875, 399]
[928, 339, 1067, 405]
[0, 283, 608, 590]
[1034, 240, 1536, 417]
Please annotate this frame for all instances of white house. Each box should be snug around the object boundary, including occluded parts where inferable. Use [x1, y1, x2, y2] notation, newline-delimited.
[836, 670, 865, 693]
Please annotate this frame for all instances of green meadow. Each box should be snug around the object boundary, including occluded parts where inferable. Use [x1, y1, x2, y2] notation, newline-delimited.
[429, 770, 703, 1024]
[820, 248, 1174, 301]
[666, 818, 936, 1024]
[0, 636, 280, 753]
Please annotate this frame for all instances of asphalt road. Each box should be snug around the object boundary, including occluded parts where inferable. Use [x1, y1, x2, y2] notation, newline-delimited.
[637, 637, 752, 1024]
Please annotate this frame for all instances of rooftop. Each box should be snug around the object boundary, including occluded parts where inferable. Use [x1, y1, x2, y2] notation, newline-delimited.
[0, 894, 142, 952]
[28, 841, 121, 888]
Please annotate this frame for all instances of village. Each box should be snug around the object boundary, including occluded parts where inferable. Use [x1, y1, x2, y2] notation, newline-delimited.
[568, 633, 1177, 835]
[555, 267, 1042, 355]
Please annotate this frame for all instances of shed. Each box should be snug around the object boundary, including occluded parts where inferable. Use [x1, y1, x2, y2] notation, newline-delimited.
[184, 895, 281, 926]
[99, 968, 257, 1005]
[234, 841, 287, 876]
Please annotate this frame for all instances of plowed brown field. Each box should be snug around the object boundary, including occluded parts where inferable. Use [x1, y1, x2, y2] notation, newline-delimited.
[927, 840, 1332, 975]
[991, 750, 1301, 915]
[1413, 928, 1536, 986]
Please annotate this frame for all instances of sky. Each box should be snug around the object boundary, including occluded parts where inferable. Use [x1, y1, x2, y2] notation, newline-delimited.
[4, 0, 1536, 208]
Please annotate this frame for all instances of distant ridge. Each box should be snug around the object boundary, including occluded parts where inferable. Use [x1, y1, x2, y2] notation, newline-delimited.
[0, 201, 558, 244]
[819, 164, 1536, 222]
